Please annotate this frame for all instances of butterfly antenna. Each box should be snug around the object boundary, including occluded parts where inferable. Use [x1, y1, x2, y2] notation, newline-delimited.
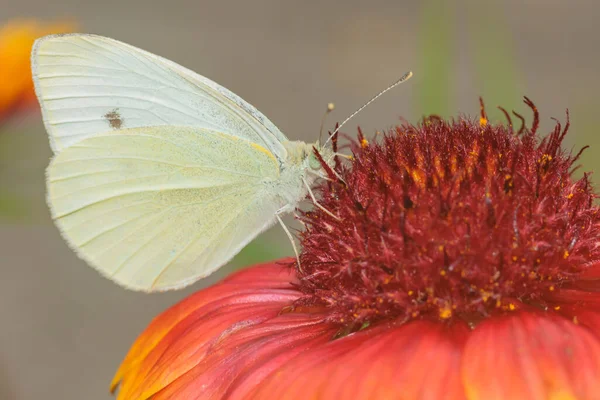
[318, 102, 335, 145]
[324, 71, 413, 147]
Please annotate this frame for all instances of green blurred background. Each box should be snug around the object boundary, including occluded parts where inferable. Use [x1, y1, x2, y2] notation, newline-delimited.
[1, 0, 598, 399]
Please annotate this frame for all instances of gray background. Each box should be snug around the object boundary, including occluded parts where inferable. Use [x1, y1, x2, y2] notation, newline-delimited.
[1, 0, 599, 399]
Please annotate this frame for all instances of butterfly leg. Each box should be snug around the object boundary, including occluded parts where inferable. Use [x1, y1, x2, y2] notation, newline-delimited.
[276, 211, 302, 271]
[302, 177, 341, 220]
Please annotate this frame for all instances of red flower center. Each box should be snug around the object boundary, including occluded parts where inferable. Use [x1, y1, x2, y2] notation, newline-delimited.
[295, 99, 600, 330]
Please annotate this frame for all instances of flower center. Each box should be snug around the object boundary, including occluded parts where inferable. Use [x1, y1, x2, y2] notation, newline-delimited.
[295, 99, 600, 329]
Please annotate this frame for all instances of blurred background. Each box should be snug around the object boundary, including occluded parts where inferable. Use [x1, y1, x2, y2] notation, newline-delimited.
[1, 0, 599, 398]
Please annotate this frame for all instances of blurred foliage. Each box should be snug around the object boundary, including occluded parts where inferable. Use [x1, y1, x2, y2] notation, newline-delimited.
[417, 0, 454, 118]
[0, 20, 74, 220]
[464, 0, 521, 122]
[230, 234, 291, 270]
[0, 192, 27, 221]
[417, 0, 519, 121]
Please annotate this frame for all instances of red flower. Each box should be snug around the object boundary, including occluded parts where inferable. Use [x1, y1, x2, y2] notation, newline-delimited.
[112, 100, 600, 399]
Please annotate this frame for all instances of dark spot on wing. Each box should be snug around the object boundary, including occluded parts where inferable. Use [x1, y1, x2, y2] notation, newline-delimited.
[104, 109, 123, 130]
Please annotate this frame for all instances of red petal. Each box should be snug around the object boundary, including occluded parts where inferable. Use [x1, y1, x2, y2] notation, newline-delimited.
[546, 288, 600, 308]
[462, 311, 600, 400]
[556, 306, 600, 339]
[250, 320, 469, 400]
[578, 260, 600, 280]
[112, 260, 305, 398]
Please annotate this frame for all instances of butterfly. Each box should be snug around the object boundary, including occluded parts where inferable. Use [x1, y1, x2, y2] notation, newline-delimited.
[31, 34, 412, 292]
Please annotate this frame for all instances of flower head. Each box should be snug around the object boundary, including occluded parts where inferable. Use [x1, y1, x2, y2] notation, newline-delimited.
[112, 100, 600, 400]
[297, 98, 600, 328]
[0, 20, 72, 122]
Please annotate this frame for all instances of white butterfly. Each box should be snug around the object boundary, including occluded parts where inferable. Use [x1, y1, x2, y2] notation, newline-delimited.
[31, 34, 412, 292]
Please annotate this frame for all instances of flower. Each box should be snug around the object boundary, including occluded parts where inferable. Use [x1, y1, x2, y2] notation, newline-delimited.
[0, 20, 72, 123]
[112, 99, 600, 400]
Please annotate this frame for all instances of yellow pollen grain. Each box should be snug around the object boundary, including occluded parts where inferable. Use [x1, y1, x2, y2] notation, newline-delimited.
[554, 306, 561, 311]
[563, 250, 570, 259]
[479, 116, 488, 126]
[411, 169, 426, 188]
[408, 290, 414, 296]
[512, 256, 518, 262]
[567, 193, 574, 199]
[434, 157, 444, 179]
[440, 270, 447, 276]
[549, 285, 555, 291]
[439, 304, 452, 319]
[481, 290, 492, 302]
[509, 303, 516, 311]
[450, 155, 458, 174]
[360, 138, 369, 148]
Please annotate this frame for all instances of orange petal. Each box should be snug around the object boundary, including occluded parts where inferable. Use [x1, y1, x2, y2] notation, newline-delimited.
[112, 260, 303, 398]
[0, 19, 73, 119]
[152, 313, 337, 399]
[462, 312, 600, 400]
[250, 320, 469, 400]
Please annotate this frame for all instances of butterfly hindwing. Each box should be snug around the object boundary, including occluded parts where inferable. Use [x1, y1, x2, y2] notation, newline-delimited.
[47, 125, 282, 291]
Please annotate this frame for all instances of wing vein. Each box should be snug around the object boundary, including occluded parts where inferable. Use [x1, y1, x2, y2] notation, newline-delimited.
[106, 185, 255, 278]
[149, 189, 258, 288]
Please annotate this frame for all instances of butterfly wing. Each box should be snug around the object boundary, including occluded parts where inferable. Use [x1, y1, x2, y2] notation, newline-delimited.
[31, 33, 287, 159]
[47, 126, 282, 291]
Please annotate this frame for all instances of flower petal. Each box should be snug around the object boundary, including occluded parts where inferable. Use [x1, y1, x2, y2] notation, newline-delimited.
[112, 260, 308, 398]
[462, 312, 600, 400]
[250, 320, 469, 400]
[152, 313, 337, 399]
[0, 20, 73, 119]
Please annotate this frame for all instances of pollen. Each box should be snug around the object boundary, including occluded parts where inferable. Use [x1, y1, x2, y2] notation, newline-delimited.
[296, 98, 600, 330]
[439, 304, 453, 319]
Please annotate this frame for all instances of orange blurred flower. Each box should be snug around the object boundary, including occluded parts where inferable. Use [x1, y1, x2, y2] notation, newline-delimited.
[112, 101, 600, 399]
[0, 20, 72, 122]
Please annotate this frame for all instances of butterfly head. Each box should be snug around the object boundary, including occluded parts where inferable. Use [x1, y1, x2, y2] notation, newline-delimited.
[284, 141, 334, 172]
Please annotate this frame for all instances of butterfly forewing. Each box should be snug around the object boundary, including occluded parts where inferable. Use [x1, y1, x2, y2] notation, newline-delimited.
[32, 34, 288, 159]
